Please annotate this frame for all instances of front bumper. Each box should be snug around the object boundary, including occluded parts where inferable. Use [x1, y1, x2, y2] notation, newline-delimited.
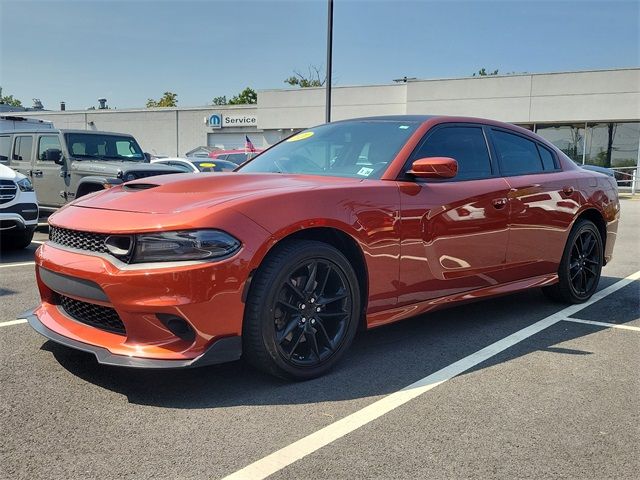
[30, 241, 254, 366]
[24, 308, 241, 368]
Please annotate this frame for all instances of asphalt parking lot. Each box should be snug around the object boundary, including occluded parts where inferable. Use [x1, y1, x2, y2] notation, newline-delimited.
[1, 200, 638, 480]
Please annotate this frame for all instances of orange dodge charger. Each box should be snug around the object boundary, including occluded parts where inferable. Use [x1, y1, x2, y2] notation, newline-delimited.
[25, 116, 619, 379]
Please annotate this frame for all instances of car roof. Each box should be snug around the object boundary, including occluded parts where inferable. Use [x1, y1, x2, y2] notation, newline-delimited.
[60, 129, 134, 137]
[334, 115, 437, 123]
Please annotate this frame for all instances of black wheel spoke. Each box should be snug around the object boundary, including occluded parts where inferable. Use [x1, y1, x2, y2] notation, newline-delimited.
[319, 291, 348, 306]
[585, 257, 599, 266]
[277, 319, 300, 344]
[285, 281, 306, 301]
[277, 299, 299, 312]
[314, 318, 335, 352]
[318, 311, 348, 319]
[306, 330, 320, 359]
[287, 328, 304, 358]
[583, 235, 595, 256]
[319, 267, 331, 296]
[304, 261, 318, 294]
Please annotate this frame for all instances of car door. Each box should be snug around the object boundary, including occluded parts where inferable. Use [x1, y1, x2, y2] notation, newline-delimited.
[397, 123, 511, 305]
[33, 133, 67, 208]
[488, 128, 579, 280]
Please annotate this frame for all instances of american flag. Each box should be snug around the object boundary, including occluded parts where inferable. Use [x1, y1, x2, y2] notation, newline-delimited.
[244, 135, 256, 153]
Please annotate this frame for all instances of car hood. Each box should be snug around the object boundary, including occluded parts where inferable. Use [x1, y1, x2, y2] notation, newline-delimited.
[71, 172, 361, 214]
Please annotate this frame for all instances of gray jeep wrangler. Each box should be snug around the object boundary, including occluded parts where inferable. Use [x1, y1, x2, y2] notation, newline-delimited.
[1, 121, 181, 213]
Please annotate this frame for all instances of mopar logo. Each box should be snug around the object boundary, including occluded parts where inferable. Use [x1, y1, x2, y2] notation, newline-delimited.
[208, 114, 222, 129]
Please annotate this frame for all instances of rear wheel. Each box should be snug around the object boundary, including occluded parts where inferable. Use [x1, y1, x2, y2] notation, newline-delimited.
[243, 240, 361, 380]
[543, 219, 603, 303]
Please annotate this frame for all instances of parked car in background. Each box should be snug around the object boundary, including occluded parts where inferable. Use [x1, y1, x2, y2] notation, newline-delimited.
[26, 115, 619, 380]
[151, 157, 237, 173]
[0, 118, 183, 213]
[208, 148, 263, 165]
[0, 162, 38, 249]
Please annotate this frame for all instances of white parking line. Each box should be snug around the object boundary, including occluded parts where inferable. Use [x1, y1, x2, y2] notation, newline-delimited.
[0, 261, 35, 269]
[563, 317, 640, 332]
[221, 270, 640, 480]
[0, 319, 27, 328]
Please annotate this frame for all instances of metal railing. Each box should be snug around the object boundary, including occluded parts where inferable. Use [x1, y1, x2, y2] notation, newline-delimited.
[611, 167, 639, 195]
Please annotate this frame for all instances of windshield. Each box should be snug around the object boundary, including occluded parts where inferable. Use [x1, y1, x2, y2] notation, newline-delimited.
[238, 120, 420, 179]
[65, 133, 145, 161]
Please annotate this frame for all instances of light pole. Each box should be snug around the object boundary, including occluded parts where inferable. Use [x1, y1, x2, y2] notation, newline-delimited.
[325, 0, 333, 123]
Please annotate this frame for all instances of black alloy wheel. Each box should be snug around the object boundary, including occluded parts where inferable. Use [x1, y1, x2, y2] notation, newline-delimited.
[243, 240, 361, 380]
[543, 219, 603, 304]
[274, 259, 351, 367]
[568, 228, 601, 296]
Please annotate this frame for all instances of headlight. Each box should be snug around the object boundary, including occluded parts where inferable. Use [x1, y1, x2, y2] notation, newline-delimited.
[17, 178, 34, 192]
[131, 230, 241, 263]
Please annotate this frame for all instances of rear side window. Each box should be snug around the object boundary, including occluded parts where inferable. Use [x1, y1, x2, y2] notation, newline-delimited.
[412, 126, 492, 180]
[492, 130, 544, 175]
[0, 136, 10, 162]
[537, 145, 557, 170]
[38, 135, 62, 161]
[12, 135, 33, 162]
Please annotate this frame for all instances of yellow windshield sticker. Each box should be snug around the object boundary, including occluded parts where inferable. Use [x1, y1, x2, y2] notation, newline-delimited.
[286, 131, 314, 142]
[199, 163, 215, 167]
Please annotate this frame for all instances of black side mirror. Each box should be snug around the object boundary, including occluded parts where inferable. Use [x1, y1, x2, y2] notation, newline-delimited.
[144, 152, 151, 162]
[45, 148, 64, 165]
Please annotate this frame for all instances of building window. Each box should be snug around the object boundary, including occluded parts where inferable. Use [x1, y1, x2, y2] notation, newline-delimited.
[585, 122, 640, 168]
[535, 124, 585, 164]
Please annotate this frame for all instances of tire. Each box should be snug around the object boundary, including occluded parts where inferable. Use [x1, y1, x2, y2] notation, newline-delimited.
[543, 219, 603, 304]
[1, 227, 35, 250]
[243, 240, 361, 380]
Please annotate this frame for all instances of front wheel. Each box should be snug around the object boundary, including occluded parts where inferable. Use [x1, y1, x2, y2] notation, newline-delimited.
[243, 240, 361, 380]
[1, 227, 35, 250]
[543, 219, 603, 304]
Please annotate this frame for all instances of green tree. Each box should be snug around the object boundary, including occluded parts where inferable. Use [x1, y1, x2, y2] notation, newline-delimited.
[0, 86, 23, 107]
[472, 68, 499, 77]
[212, 96, 227, 105]
[284, 65, 325, 87]
[146, 91, 178, 108]
[228, 87, 257, 105]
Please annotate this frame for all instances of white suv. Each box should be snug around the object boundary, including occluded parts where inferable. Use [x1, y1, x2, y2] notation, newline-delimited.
[0, 163, 38, 249]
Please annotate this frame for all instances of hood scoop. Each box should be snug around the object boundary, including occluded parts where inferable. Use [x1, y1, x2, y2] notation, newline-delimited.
[123, 183, 159, 191]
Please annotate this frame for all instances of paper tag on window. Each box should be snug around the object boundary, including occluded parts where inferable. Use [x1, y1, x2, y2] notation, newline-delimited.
[357, 167, 374, 176]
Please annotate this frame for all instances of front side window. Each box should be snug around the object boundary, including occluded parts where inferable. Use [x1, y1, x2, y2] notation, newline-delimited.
[239, 120, 420, 179]
[38, 135, 62, 161]
[12, 136, 33, 161]
[65, 133, 144, 161]
[492, 130, 544, 176]
[411, 126, 492, 180]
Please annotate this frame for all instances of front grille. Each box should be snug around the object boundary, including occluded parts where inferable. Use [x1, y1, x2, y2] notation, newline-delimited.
[49, 226, 109, 253]
[0, 180, 17, 205]
[57, 294, 126, 335]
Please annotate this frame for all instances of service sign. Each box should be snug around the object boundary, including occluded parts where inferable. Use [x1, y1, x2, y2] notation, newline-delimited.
[207, 113, 257, 129]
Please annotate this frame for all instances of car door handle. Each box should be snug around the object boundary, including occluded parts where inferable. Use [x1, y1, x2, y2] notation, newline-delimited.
[563, 186, 574, 195]
[492, 198, 508, 209]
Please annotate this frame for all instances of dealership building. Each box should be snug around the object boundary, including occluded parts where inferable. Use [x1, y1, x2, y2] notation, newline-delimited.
[12, 67, 640, 170]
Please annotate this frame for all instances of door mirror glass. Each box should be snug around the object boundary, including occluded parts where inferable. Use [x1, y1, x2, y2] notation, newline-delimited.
[45, 148, 64, 164]
[409, 157, 458, 179]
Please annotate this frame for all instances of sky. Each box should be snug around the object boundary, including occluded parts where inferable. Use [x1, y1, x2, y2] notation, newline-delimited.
[1, 0, 638, 111]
